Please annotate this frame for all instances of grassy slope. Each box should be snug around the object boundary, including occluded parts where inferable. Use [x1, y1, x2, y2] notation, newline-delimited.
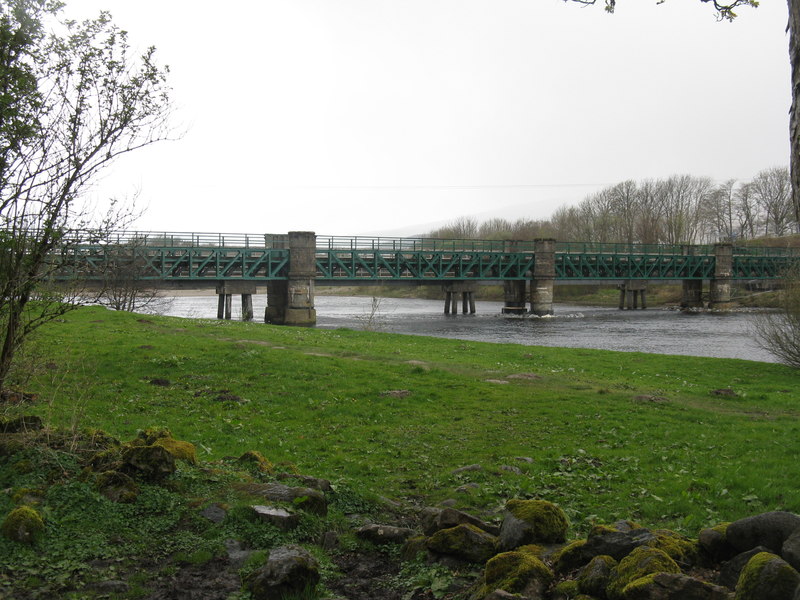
[11, 305, 800, 534]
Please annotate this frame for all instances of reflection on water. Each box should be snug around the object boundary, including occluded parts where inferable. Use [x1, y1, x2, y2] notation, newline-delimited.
[157, 295, 775, 363]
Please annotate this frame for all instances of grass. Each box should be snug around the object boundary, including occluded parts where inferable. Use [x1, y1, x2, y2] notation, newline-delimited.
[2, 305, 795, 536]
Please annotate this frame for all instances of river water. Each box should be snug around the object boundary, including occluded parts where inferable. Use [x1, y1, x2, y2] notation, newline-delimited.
[155, 294, 776, 363]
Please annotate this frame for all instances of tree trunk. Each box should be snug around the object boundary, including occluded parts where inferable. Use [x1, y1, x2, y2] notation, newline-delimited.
[790, 0, 800, 228]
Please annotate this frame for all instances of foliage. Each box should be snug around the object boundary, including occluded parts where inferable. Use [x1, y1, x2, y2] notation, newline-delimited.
[0, 1, 171, 389]
[754, 267, 800, 367]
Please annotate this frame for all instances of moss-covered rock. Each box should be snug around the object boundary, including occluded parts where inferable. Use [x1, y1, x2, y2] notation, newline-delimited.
[498, 499, 569, 550]
[473, 550, 554, 599]
[553, 539, 589, 573]
[578, 554, 617, 596]
[554, 578, 580, 598]
[734, 551, 800, 600]
[121, 444, 175, 481]
[649, 529, 701, 566]
[1, 506, 44, 544]
[427, 523, 498, 563]
[698, 522, 734, 562]
[153, 437, 197, 464]
[136, 426, 174, 445]
[622, 572, 729, 599]
[95, 470, 139, 503]
[401, 534, 428, 561]
[237, 450, 274, 473]
[605, 546, 680, 600]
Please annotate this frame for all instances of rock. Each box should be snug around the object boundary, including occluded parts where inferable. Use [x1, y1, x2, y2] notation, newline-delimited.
[88, 580, 129, 594]
[153, 437, 197, 464]
[583, 528, 657, 562]
[498, 499, 569, 551]
[275, 472, 332, 492]
[245, 545, 320, 600]
[484, 591, 525, 600]
[717, 546, 770, 590]
[456, 483, 480, 493]
[94, 470, 138, 503]
[726, 511, 800, 553]
[710, 388, 738, 397]
[421, 507, 501, 536]
[238, 482, 327, 516]
[698, 522, 736, 562]
[605, 546, 681, 600]
[1, 506, 44, 544]
[500, 465, 523, 476]
[320, 531, 339, 550]
[552, 539, 589, 573]
[622, 572, 729, 599]
[782, 528, 800, 572]
[121, 444, 176, 481]
[237, 450, 274, 473]
[427, 524, 499, 563]
[577, 554, 617, 596]
[357, 523, 416, 545]
[200, 503, 227, 523]
[440, 499, 458, 507]
[734, 551, 800, 600]
[453, 464, 483, 474]
[514, 457, 534, 463]
[472, 550, 554, 599]
[224, 539, 252, 570]
[252, 505, 300, 531]
[650, 529, 701, 566]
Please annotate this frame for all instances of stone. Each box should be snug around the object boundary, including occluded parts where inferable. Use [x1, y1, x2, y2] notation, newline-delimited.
[622, 573, 729, 599]
[484, 591, 525, 600]
[200, 503, 227, 523]
[238, 482, 327, 516]
[782, 528, 800, 572]
[94, 470, 138, 503]
[421, 506, 501, 536]
[320, 530, 339, 550]
[514, 457, 534, 463]
[252, 505, 300, 531]
[456, 483, 480, 493]
[718, 546, 771, 590]
[427, 524, 499, 563]
[583, 528, 657, 562]
[453, 464, 483, 474]
[698, 523, 736, 562]
[224, 539, 252, 570]
[605, 546, 681, 600]
[498, 499, 569, 551]
[1, 506, 44, 544]
[121, 444, 176, 481]
[577, 554, 616, 596]
[734, 551, 800, 600]
[500, 465, 523, 476]
[275, 472, 332, 492]
[472, 550, 554, 599]
[726, 511, 800, 553]
[245, 545, 320, 600]
[357, 523, 416, 545]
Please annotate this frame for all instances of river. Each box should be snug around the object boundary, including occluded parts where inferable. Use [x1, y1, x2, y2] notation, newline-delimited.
[153, 294, 776, 363]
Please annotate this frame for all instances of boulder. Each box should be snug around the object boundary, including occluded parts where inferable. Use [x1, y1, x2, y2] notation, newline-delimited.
[605, 546, 681, 600]
[121, 444, 175, 481]
[498, 499, 569, 551]
[422, 506, 500, 536]
[717, 546, 771, 590]
[239, 482, 327, 516]
[578, 554, 617, 596]
[94, 470, 138, 503]
[252, 505, 300, 531]
[357, 523, 416, 545]
[698, 523, 736, 562]
[275, 472, 332, 491]
[427, 524, 499, 563]
[650, 529, 701, 566]
[621, 573, 729, 599]
[583, 528, 657, 562]
[734, 551, 800, 600]
[782, 528, 800, 572]
[245, 545, 320, 600]
[1, 506, 44, 544]
[726, 511, 800, 554]
[237, 450, 274, 473]
[472, 550, 553, 600]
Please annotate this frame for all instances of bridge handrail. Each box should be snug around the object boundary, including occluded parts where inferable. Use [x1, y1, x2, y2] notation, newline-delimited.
[62, 230, 285, 248]
[316, 235, 535, 252]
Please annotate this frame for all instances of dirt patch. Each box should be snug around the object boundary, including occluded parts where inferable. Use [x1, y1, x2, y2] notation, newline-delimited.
[328, 551, 406, 600]
[143, 557, 240, 600]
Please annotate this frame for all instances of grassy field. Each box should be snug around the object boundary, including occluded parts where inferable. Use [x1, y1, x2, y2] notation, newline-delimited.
[7, 305, 800, 535]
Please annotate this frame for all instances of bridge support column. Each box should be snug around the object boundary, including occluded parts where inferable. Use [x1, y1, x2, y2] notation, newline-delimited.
[444, 283, 476, 314]
[680, 245, 704, 309]
[709, 243, 733, 310]
[531, 239, 555, 317]
[618, 281, 647, 310]
[264, 231, 317, 326]
[216, 282, 256, 321]
[502, 281, 527, 314]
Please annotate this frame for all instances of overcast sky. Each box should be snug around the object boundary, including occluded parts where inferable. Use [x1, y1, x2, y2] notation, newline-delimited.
[65, 0, 791, 237]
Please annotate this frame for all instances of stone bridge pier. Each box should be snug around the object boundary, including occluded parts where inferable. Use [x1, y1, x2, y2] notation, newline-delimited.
[264, 231, 317, 326]
[443, 282, 476, 314]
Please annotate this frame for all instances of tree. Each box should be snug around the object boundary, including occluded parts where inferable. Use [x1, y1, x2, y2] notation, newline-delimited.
[567, 0, 800, 236]
[750, 166, 794, 236]
[754, 267, 800, 368]
[0, 1, 171, 389]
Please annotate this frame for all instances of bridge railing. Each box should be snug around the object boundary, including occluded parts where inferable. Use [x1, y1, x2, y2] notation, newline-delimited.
[316, 236, 535, 252]
[64, 231, 285, 248]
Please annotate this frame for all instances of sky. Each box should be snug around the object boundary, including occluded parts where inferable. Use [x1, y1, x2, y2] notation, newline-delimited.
[64, 0, 792, 237]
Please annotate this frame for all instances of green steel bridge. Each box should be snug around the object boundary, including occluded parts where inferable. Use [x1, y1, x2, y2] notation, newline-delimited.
[59, 231, 797, 284]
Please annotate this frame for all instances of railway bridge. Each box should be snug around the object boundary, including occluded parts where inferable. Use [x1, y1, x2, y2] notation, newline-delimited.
[61, 230, 796, 325]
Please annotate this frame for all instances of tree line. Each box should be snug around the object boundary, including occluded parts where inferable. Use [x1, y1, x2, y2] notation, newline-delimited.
[426, 167, 793, 245]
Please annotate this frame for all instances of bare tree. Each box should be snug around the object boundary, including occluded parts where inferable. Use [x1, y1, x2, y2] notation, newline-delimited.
[734, 181, 759, 239]
[751, 167, 794, 236]
[703, 179, 738, 242]
[754, 268, 800, 368]
[0, 2, 172, 389]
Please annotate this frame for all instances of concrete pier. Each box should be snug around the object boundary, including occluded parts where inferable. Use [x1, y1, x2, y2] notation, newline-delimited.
[709, 243, 733, 309]
[530, 239, 555, 316]
[443, 282, 476, 314]
[216, 282, 256, 320]
[618, 281, 647, 310]
[265, 231, 317, 326]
